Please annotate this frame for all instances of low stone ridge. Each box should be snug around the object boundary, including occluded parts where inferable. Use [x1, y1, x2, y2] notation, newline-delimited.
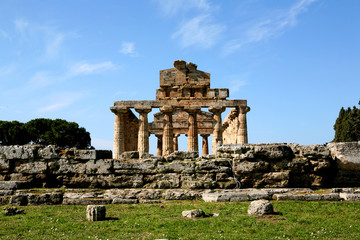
[3, 207, 24, 216]
[0, 142, 359, 189]
[247, 200, 274, 216]
[0, 188, 359, 206]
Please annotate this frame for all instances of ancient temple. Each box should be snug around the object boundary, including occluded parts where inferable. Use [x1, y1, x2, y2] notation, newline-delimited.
[110, 60, 250, 159]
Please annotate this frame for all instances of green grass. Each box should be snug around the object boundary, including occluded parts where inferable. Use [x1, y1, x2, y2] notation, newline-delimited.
[1, 201, 360, 239]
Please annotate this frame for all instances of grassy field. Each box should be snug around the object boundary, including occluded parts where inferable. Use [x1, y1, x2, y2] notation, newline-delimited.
[1, 201, 360, 239]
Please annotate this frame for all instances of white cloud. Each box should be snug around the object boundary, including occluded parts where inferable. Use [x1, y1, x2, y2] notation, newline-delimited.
[155, 0, 211, 17]
[230, 80, 247, 93]
[172, 14, 225, 48]
[0, 29, 11, 40]
[223, 0, 317, 55]
[68, 61, 116, 76]
[37, 92, 88, 113]
[120, 42, 138, 57]
[14, 19, 29, 36]
[91, 137, 113, 150]
[0, 64, 16, 76]
[45, 33, 64, 60]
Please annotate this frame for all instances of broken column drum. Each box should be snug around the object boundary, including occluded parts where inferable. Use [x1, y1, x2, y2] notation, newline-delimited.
[110, 60, 250, 158]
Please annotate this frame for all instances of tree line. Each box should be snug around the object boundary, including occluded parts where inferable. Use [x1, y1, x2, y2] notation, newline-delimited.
[0, 118, 91, 149]
[333, 101, 360, 142]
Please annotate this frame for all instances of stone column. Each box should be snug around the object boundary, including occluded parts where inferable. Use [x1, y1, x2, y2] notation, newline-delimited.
[209, 106, 225, 154]
[173, 133, 180, 152]
[237, 106, 251, 144]
[201, 134, 210, 156]
[135, 107, 152, 157]
[111, 107, 128, 159]
[160, 106, 174, 156]
[156, 134, 162, 156]
[185, 107, 200, 152]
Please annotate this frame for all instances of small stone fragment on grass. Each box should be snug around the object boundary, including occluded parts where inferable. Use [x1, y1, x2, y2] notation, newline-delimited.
[3, 207, 24, 216]
[248, 199, 274, 216]
[182, 209, 205, 218]
[86, 205, 106, 221]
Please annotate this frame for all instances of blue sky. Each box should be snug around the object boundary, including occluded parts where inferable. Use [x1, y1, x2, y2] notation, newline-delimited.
[1, 0, 359, 152]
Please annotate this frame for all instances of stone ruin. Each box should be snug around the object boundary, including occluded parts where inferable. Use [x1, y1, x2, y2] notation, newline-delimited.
[110, 60, 250, 159]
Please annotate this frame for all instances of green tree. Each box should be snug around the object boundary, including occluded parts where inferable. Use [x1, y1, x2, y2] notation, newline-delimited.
[0, 118, 91, 148]
[0, 121, 29, 145]
[25, 118, 91, 148]
[333, 101, 360, 142]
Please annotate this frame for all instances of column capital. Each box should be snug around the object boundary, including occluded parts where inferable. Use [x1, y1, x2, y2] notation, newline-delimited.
[160, 105, 174, 113]
[111, 106, 129, 114]
[135, 106, 152, 113]
[239, 106, 251, 114]
[208, 106, 226, 114]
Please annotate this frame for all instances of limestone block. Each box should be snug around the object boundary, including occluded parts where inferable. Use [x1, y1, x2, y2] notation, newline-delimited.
[63, 198, 111, 205]
[248, 190, 270, 201]
[100, 174, 143, 188]
[202, 192, 248, 202]
[113, 159, 158, 174]
[297, 144, 331, 159]
[327, 142, 360, 170]
[248, 200, 274, 215]
[0, 159, 10, 171]
[165, 151, 199, 161]
[14, 160, 47, 174]
[48, 159, 86, 175]
[3, 207, 24, 216]
[164, 189, 202, 200]
[86, 205, 106, 221]
[339, 193, 360, 202]
[157, 160, 195, 174]
[0, 145, 39, 160]
[10, 194, 28, 206]
[104, 189, 140, 200]
[0, 190, 14, 196]
[145, 173, 180, 189]
[274, 193, 340, 201]
[182, 209, 205, 218]
[85, 159, 113, 175]
[120, 151, 139, 159]
[112, 198, 138, 204]
[74, 149, 96, 160]
[0, 181, 28, 190]
[136, 189, 163, 200]
[38, 145, 59, 159]
[234, 161, 269, 173]
[27, 193, 63, 205]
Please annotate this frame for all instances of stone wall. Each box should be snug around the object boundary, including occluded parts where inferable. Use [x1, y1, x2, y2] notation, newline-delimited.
[0, 142, 359, 190]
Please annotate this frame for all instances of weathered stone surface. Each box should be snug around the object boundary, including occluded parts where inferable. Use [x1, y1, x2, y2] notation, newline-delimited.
[248, 200, 274, 215]
[182, 209, 205, 218]
[0, 197, 10, 205]
[0, 159, 10, 172]
[48, 159, 86, 175]
[164, 189, 202, 200]
[274, 193, 340, 201]
[10, 194, 28, 206]
[14, 160, 47, 174]
[157, 160, 195, 174]
[0, 190, 14, 196]
[38, 145, 59, 159]
[0, 145, 39, 160]
[165, 151, 199, 161]
[27, 193, 63, 205]
[339, 193, 360, 202]
[104, 189, 140, 199]
[85, 159, 113, 174]
[0, 181, 28, 190]
[86, 205, 106, 221]
[234, 161, 269, 173]
[112, 198, 138, 204]
[120, 151, 139, 159]
[63, 198, 112, 205]
[3, 207, 24, 216]
[327, 142, 360, 170]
